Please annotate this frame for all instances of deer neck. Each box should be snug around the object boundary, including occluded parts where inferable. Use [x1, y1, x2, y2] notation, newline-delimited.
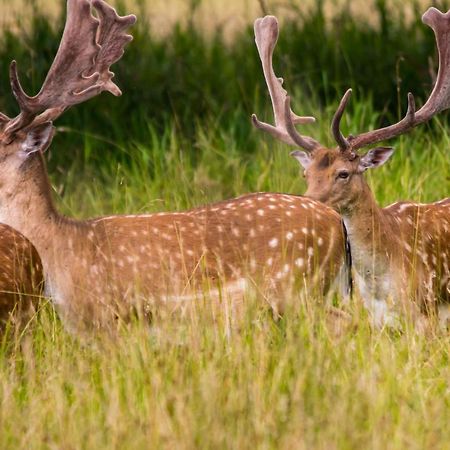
[340, 182, 401, 319]
[0, 153, 86, 297]
[341, 183, 395, 279]
[340, 183, 388, 255]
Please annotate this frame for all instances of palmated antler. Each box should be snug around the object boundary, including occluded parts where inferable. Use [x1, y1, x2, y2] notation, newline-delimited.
[332, 7, 450, 151]
[3, 0, 136, 140]
[251, 16, 320, 152]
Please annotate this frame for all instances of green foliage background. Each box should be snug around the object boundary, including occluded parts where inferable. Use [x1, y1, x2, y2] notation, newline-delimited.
[0, 0, 448, 167]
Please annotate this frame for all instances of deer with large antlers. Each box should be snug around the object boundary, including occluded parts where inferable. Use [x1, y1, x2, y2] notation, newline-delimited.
[0, 224, 43, 329]
[253, 11, 450, 328]
[0, 0, 349, 333]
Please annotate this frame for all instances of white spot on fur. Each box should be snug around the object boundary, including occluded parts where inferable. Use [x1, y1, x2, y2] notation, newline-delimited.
[295, 258, 304, 268]
[269, 238, 278, 248]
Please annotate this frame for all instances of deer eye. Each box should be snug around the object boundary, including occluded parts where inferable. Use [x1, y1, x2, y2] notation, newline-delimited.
[337, 170, 349, 179]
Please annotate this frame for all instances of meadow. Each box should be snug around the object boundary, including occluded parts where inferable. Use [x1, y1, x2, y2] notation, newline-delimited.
[0, 1, 450, 448]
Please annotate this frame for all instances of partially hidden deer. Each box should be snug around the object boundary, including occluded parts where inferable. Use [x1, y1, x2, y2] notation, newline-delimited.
[0, 0, 348, 333]
[252, 12, 450, 329]
[0, 224, 44, 329]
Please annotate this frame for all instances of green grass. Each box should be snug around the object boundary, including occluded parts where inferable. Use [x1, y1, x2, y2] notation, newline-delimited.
[0, 96, 449, 449]
[1, 0, 450, 170]
[1, 300, 450, 449]
[54, 96, 450, 218]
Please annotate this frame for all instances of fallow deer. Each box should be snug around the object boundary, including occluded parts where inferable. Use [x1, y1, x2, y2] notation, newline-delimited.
[0, 0, 348, 333]
[0, 224, 43, 329]
[253, 12, 450, 328]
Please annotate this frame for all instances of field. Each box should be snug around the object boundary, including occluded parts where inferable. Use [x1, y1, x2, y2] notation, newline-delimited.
[0, 0, 450, 449]
[0, 0, 435, 36]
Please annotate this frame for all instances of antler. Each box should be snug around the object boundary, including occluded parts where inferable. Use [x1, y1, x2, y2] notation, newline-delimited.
[251, 16, 320, 152]
[332, 7, 450, 151]
[3, 0, 136, 140]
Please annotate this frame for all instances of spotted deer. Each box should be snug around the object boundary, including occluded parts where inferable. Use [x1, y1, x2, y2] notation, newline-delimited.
[0, 0, 348, 333]
[0, 224, 43, 329]
[253, 12, 450, 328]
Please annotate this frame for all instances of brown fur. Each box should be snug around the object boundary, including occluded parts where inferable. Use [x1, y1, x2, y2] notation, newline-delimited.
[384, 199, 450, 304]
[0, 223, 44, 328]
[0, 149, 347, 332]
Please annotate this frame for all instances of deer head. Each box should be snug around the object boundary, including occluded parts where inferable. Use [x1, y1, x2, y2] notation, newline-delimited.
[252, 10, 450, 214]
[290, 145, 394, 214]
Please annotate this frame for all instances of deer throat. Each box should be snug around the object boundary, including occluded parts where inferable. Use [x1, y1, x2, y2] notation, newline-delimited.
[342, 212, 400, 327]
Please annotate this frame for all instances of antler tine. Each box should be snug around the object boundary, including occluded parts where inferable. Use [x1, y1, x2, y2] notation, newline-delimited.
[88, 0, 136, 96]
[347, 93, 416, 150]
[346, 7, 450, 151]
[3, 0, 136, 139]
[331, 88, 352, 151]
[415, 8, 450, 118]
[251, 15, 320, 152]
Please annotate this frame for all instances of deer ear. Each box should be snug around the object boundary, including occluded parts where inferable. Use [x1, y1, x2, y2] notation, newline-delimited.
[21, 123, 55, 157]
[358, 146, 394, 172]
[290, 150, 312, 169]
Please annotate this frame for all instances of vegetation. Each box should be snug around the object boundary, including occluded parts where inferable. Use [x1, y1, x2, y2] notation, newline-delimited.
[0, 1, 449, 448]
[0, 0, 449, 170]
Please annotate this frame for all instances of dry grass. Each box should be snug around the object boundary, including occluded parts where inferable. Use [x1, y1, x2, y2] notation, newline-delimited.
[0, 0, 436, 38]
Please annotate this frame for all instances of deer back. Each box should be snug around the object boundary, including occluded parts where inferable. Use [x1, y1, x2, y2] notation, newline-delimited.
[384, 199, 450, 303]
[46, 193, 347, 324]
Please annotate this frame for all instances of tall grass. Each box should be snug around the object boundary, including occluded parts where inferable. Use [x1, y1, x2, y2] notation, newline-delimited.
[0, 2, 449, 449]
[0, 278, 449, 448]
